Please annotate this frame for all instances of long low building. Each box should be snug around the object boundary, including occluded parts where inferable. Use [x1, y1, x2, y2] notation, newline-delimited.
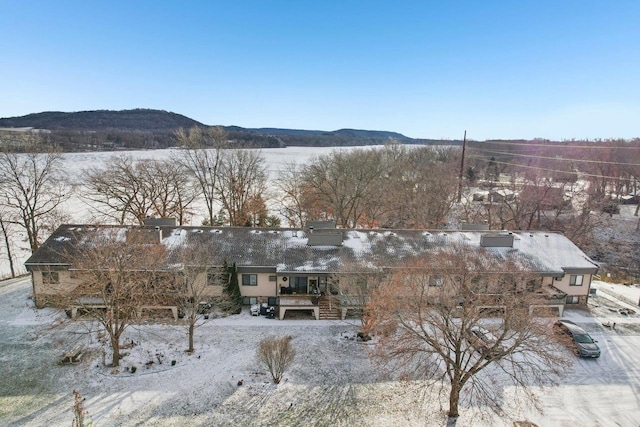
[24, 223, 599, 319]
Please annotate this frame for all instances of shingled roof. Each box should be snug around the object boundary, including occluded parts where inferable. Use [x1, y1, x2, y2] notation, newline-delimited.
[25, 225, 599, 275]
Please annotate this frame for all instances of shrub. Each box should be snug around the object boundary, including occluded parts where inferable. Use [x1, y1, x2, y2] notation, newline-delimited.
[72, 389, 86, 427]
[257, 336, 295, 384]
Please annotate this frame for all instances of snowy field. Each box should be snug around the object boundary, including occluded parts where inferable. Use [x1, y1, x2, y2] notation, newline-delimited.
[2, 277, 640, 426]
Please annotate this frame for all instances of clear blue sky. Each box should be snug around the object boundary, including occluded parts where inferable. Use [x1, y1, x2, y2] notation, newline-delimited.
[1, 1, 638, 140]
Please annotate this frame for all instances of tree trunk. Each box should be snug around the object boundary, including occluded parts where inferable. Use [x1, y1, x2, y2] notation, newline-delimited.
[111, 336, 121, 367]
[188, 321, 195, 353]
[448, 382, 461, 418]
[0, 219, 16, 278]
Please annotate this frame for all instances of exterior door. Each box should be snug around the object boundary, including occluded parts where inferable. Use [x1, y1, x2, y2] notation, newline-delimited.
[293, 276, 308, 294]
[318, 276, 327, 294]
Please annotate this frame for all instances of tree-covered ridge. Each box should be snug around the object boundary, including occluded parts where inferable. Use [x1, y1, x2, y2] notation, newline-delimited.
[0, 109, 202, 131]
[0, 109, 458, 150]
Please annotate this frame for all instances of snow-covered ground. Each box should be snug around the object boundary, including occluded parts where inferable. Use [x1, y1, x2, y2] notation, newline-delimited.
[2, 277, 640, 426]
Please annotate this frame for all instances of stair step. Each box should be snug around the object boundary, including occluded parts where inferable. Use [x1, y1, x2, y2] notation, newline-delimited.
[318, 296, 342, 320]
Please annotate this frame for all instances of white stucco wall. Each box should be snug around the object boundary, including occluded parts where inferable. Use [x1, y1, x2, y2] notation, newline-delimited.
[551, 273, 592, 296]
[239, 272, 278, 298]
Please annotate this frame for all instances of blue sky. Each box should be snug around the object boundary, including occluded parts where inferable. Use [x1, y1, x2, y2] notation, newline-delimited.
[1, 1, 638, 140]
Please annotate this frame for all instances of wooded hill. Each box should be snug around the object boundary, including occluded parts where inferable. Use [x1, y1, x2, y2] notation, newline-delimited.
[0, 109, 456, 151]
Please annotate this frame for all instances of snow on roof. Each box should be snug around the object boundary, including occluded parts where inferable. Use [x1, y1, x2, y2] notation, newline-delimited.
[25, 225, 599, 275]
[163, 228, 187, 249]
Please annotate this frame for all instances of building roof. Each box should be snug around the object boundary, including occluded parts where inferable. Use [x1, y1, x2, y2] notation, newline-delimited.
[25, 225, 599, 275]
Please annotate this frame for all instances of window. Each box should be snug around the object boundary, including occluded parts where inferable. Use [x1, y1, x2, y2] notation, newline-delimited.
[292, 276, 308, 294]
[242, 274, 258, 286]
[569, 275, 584, 286]
[566, 295, 580, 304]
[242, 297, 258, 305]
[207, 272, 219, 286]
[42, 271, 59, 285]
[429, 275, 443, 287]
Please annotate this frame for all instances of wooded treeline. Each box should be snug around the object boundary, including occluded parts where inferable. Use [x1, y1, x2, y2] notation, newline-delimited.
[1, 127, 639, 280]
[466, 139, 640, 200]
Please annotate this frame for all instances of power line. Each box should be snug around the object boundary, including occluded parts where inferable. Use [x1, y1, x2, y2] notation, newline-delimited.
[471, 140, 640, 149]
[467, 148, 640, 167]
[466, 154, 637, 181]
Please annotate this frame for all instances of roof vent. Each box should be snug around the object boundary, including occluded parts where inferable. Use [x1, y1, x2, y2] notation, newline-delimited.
[305, 221, 336, 232]
[480, 234, 514, 248]
[144, 217, 178, 227]
[307, 229, 343, 246]
[460, 223, 490, 231]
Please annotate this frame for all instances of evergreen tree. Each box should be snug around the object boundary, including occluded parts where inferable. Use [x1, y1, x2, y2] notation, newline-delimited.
[222, 261, 242, 314]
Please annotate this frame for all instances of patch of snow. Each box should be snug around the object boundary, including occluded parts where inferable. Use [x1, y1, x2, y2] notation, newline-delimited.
[162, 229, 188, 249]
[342, 231, 368, 253]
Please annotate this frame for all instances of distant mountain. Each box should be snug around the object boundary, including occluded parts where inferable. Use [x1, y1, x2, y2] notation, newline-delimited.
[0, 109, 202, 131]
[247, 127, 410, 141]
[0, 108, 454, 151]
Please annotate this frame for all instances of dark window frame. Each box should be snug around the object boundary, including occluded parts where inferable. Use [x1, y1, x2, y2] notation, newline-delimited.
[242, 274, 258, 286]
[569, 275, 584, 286]
[566, 295, 580, 304]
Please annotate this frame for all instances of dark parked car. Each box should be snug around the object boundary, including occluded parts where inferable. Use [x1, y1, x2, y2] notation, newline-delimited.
[554, 319, 600, 358]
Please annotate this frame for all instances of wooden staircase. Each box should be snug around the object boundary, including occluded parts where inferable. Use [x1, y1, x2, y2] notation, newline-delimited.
[318, 296, 342, 320]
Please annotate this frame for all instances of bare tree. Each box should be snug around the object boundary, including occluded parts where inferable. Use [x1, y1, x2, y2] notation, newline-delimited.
[62, 228, 170, 366]
[383, 146, 458, 228]
[0, 135, 69, 252]
[138, 159, 197, 225]
[294, 145, 458, 229]
[302, 149, 384, 228]
[82, 155, 152, 224]
[274, 162, 308, 228]
[330, 264, 385, 330]
[177, 126, 227, 226]
[82, 156, 196, 225]
[216, 150, 268, 226]
[364, 245, 569, 420]
[171, 240, 228, 353]
[257, 335, 295, 384]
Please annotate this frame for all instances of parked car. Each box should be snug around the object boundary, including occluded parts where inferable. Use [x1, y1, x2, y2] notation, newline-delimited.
[466, 326, 503, 359]
[554, 319, 600, 358]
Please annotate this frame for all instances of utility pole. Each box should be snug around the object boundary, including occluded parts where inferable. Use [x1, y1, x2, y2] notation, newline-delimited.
[457, 130, 467, 203]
